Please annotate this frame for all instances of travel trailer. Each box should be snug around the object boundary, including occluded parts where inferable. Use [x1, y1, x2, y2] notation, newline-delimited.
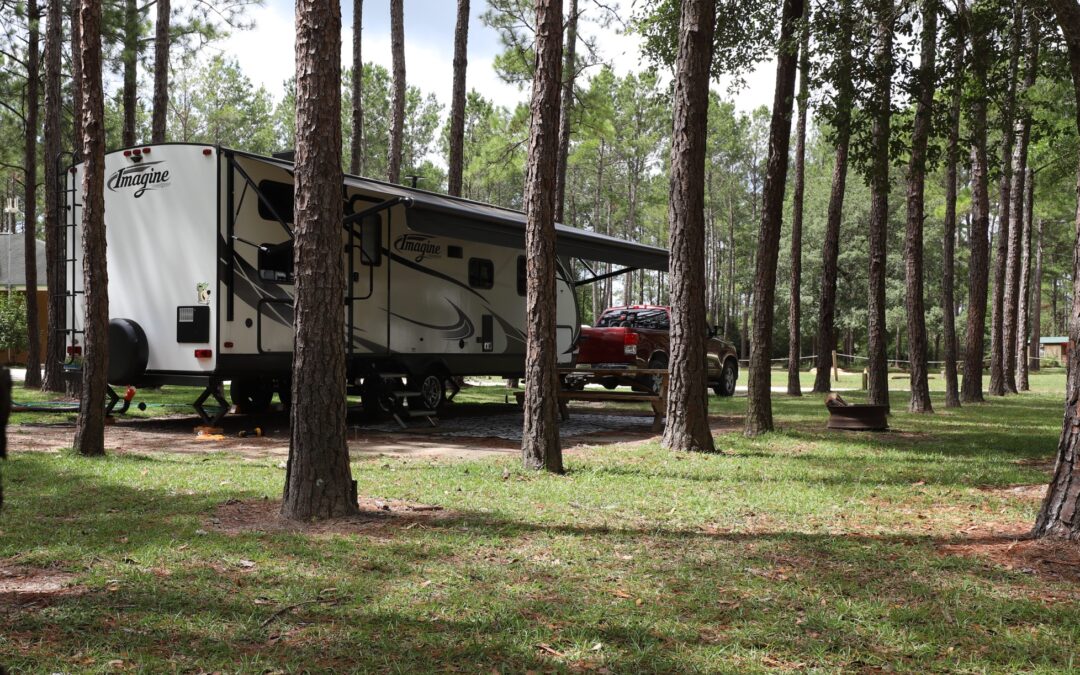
[64, 144, 667, 421]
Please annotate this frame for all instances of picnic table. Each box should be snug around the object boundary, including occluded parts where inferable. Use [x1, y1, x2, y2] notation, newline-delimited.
[556, 367, 668, 432]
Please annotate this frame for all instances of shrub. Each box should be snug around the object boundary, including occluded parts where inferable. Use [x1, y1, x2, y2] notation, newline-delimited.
[0, 292, 28, 354]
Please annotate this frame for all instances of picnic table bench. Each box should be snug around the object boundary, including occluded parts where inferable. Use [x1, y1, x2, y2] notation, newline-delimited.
[557, 367, 668, 432]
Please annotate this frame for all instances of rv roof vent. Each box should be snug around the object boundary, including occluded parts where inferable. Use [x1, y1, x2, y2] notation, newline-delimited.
[273, 150, 296, 162]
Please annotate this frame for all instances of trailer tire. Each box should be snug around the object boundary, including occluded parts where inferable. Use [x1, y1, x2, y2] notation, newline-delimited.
[107, 319, 149, 385]
[411, 369, 448, 412]
[230, 376, 273, 414]
[362, 377, 403, 420]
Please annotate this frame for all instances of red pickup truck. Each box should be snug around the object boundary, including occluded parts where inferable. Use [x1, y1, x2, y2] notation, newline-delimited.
[575, 305, 739, 396]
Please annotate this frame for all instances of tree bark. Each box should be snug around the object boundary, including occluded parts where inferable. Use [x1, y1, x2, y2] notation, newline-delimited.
[447, 0, 470, 196]
[521, 0, 564, 472]
[1031, 216, 1043, 372]
[663, 0, 717, 451]
[349, 0, 363, 175]
[23, 0, 42, 389]
[989, 4, 1022, 397]
[71, 0, 83, 159]
[554, 0, 578, 223]
[866, 0, 894, 410]
[942, 0, 964, 408]
[151, 0, 169, 143]
[787, 5, 810, 398]
[1017, 165, 1035, 390]
[121, 0, 138, 147]
[961, 3, 992, 404]
[903, 0, 936, 413]
[387, 0, 405, 183]
[72, 0, 108, 458]
[1034, 0, 1080, 540]
[42, 0, 64, 392]
[281, 0, 358, 521]
[812, 0, 853, 395]
[1006, 15, 1039, 393]
[745, 0, 803, 436]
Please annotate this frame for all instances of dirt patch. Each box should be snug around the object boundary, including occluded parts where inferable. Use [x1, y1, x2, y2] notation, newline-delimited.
[977, 483, 1048, 502]
[209, 497, 451, 536]
[0, 565, 84, 607]
[939, 525, 1080, 584]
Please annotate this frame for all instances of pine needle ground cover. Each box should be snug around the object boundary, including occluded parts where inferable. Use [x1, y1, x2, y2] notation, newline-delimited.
[1, 371, 1077, 672]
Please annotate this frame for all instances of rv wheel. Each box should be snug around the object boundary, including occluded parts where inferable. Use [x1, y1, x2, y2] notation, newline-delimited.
[361, 377, 403, 420]
[411, 370, 448, 412]
[230, 376, 273, 414]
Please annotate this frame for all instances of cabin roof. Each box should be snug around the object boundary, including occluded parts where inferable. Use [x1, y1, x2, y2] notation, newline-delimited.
[235, 148, 670, 272]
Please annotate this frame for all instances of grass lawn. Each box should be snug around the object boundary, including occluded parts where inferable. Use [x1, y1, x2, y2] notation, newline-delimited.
[2, 371, 1078, 672]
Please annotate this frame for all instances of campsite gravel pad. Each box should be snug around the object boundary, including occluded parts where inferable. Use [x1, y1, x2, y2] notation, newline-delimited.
[369, 412, 658, 442]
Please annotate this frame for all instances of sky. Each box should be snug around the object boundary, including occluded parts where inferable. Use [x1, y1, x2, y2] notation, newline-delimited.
[214, 0, 778, 115]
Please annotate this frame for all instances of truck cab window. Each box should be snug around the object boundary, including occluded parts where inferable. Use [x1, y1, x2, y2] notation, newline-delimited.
[258, 241, 294, 284]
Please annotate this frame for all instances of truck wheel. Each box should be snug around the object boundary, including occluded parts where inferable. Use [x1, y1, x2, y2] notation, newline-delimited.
[412, 369, 447, 412]
[230, 376, 273, 413]
[648, 354, 668, 394]
[713, 358, 737, 397]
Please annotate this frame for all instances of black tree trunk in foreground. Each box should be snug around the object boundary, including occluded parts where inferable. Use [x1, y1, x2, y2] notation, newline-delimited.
[787, 5, 810, 398]
[281, 0, 358, 521]
[866, 0, 894, 410]
[812, 0, 853, 395]
[1034, 0, 1080, 541]
[662, 0, 717, 452]
[387, 0, 405, 183]
[554, 0, 578, 223]
[42, 0, 65, 392]
[904, 0, 936, 413]
[23, 0, 41, 389]
[447, 0, 469, 196]
[745, 0, 803, 436]
[942, 0, 965, 409]
[961, 3, 992, 404]
[521, 0, 564, 473]
[72, 0, 108, 458]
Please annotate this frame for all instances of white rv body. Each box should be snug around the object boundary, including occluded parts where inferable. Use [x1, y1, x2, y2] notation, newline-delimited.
[65, 145, 667, 403]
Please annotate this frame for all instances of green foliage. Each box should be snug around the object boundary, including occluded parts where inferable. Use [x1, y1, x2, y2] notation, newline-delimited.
[0, 291, 28, 354]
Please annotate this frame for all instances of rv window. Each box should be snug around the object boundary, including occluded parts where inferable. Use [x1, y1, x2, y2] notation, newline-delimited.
[469, 258, 495, 290]
[516, 256, 526, 296]
[256, 180, 295, 224]
[258, 241, 294, 284]
[360, 216, 382, 266]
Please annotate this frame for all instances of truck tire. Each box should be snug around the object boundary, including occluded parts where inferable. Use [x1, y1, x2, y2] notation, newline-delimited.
[230, 376, 273, 413]
[713, 358, 737, 397]
[647, 354, 668, 394]
[107, 318, 149, 385]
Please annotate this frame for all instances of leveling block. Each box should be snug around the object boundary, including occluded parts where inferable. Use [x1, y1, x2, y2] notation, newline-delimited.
[195, 426, 225, 441]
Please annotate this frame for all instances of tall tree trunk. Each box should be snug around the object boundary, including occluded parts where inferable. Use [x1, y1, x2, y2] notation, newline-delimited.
[961, 4, 993, 404]
[942, 0, 964, 408]
[42, 0, 64, 392]
[1031, 216, 1043, 372]
[745, 0, 803, 436]
[1006, 15, 1039, 393]
[904, 0, 936, 413]
[1017, 166, 1035, 390]
[989, 4, 1022, 396]
[121, 0, 138, 147]
[72, 0, 107, 457]
[866, 0, 894, 410]
[787, 5, 810, 398]
[349, 0, 364, 175]
[447, 0, 469, 195]
[554, 0, 578, 223]
[387, 0, 405, 183]
[71, 0, 83, 159]
[282, 0, 357, 521]
[663, 0, 717, 451]
[23, 0, 42, 389]
[521, 0, 564, 472]
[151, 0, 169, 143]
[812, 0, 853, 394]
[1034, 0, 1080, 540]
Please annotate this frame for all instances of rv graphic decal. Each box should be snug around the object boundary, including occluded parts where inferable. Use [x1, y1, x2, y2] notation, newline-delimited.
[107, 161, 171, 198]
[393, 234, 441, 262]
[390, 300, 475, 341]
